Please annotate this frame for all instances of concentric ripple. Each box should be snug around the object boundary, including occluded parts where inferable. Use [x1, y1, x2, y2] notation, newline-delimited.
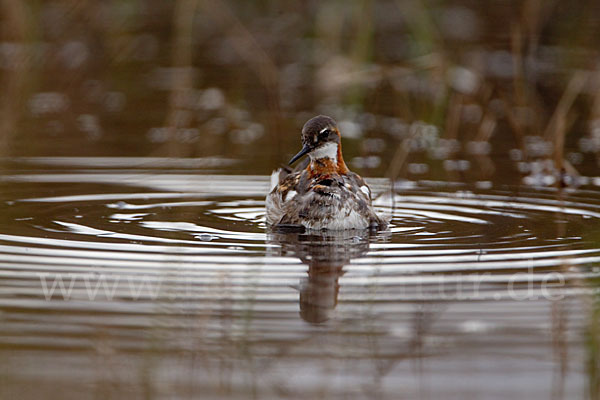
[1, 169, 599, 398]
[1, 173, 599, 302]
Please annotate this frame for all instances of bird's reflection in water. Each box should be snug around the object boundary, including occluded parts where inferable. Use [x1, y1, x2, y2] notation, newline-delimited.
[268, 228, 374, 324]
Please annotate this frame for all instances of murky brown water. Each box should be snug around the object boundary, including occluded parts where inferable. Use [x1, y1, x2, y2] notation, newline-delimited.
[0, 158, 599, 399]
[2, 1, 600, 399]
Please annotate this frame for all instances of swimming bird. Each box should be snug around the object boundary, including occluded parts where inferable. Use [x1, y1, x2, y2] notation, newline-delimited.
[266, 115, 386, 230]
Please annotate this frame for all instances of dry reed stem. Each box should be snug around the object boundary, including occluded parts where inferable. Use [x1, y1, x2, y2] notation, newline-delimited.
[386, 137, 412, 182]
[476, 111, 497, 143]
[0, 0, 30, 156]
[544, 70, 588, 172]
[164, 0, 201, 157]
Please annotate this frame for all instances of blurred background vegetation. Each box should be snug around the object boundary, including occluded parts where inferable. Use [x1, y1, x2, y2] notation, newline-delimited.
[1, 0, 600, 184]
[1, 2, 600, 397]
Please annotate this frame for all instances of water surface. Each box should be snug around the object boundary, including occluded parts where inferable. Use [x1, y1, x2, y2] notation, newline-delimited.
[1, 158, 599, 399]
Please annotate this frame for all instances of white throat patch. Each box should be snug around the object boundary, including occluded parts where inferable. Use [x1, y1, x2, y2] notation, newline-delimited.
[309, 142, 338, 163]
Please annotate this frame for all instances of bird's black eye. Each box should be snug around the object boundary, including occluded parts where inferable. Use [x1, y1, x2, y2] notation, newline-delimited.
[319, 128, 331, 138]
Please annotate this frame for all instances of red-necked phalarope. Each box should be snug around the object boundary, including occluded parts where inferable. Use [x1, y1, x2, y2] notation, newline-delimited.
[266, 115, 386, 230]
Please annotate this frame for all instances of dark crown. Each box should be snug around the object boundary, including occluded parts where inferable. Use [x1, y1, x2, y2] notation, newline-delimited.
[301, 115, 339, 146]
